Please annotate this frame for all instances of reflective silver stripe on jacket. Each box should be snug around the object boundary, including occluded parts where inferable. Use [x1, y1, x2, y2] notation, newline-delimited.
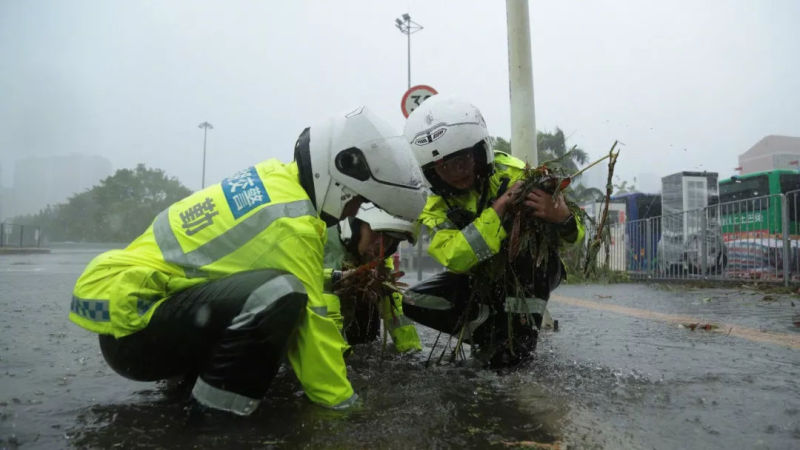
[402, 291, 453, 310]
[70, 296, 110, 322]
[433, 220, 456, 232]
[461, 222, 493, 261]
[310, 305, 328, 316]
[504, 296, 548, 315]
[192, 377, 260, 416]
[153, 199, 316, 275]
[229, 272, 307, 331]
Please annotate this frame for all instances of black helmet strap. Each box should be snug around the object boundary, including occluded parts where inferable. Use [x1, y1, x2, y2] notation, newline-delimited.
[293, 127, 316, 209]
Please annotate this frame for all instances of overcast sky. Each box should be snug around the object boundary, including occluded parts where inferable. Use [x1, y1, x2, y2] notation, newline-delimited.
[1, 0, 798, 194]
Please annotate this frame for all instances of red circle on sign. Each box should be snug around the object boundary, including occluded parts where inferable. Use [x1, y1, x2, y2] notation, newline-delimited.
[401, 85, 438, 118]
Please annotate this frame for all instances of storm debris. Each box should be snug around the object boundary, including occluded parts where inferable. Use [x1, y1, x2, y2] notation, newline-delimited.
[500, 439, 563, 449]
[334, 260, 406, 303]
[680, 323, 719, 331]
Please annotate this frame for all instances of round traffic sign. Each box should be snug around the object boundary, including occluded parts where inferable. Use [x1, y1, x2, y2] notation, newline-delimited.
[401, 85, 438, 118]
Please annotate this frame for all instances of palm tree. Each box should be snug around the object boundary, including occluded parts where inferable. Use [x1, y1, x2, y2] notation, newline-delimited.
[492, 129, 588, 171]
[492, 129, 600, 204]
[568, 184, 605, 204]
[537, 128, 588, 172]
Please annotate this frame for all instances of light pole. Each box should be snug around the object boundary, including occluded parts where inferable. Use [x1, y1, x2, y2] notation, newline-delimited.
[395, 13, 424, 280]
[394, 13, 423, 89]
[198, 121, 213, 188]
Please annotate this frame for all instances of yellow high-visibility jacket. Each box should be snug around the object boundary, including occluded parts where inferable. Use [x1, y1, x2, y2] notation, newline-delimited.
[70, 160, 354, 408]
[322, 227, 422, 352]
[420, 151, 585, 273]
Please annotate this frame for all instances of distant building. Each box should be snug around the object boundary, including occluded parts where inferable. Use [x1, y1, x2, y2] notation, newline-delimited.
[738, 135, 800, 174]
[0, 187, 11, 222]
[0, 163, 5, 221]
[9, 154, 113, 218]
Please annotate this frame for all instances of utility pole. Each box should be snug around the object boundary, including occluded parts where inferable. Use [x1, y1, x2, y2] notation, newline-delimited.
[395, 13, 423, 89]
[198, 121, 213, 188]
[506, 0, 537, 166]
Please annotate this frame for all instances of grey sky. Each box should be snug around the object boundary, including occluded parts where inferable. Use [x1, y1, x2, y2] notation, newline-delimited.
[1, 0, 798, 194]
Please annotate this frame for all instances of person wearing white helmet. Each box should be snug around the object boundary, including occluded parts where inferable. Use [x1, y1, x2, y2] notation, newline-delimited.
[70, 106, 426, 416]
[321, 203, 422, 352]
[402, 95, 584, 368]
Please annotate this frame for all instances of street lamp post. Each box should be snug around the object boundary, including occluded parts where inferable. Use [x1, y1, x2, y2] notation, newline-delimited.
[198, 121, 213, 188]
[395, 13, 424, 280]
[394, 13, 423, 89]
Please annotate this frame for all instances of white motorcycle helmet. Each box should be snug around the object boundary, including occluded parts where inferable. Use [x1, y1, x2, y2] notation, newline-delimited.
[295, 106, 428, 225]
[340, 203, 417, 257]
[341, 202, 417, 243]
[403, 95, 494, 195]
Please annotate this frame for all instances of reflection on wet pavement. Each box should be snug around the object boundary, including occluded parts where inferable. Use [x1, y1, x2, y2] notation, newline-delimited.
[1, 251, 798, 449]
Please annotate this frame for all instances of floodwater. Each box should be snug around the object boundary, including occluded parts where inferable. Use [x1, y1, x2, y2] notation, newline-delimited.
[1, 245, 798, 449]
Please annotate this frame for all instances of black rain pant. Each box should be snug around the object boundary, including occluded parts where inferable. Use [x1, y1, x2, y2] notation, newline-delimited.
[99, 269, 307, 414]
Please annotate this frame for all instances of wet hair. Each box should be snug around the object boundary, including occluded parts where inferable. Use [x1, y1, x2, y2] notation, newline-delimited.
[422, 141, 492, 197]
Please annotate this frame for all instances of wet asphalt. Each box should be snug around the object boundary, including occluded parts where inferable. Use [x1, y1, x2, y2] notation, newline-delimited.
[0, 245, 798, 449]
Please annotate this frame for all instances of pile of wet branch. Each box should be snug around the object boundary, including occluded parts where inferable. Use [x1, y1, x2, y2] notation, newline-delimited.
[433, 143, 621, 366]
[333, 258, 407, 346]
[333, 144, 621, 366]
[333, 259, 406, 305]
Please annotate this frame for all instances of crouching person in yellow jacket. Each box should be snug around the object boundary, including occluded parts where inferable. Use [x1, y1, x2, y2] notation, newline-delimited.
[322, 203, 422, 353]
[402, 96, 585, 368]
[69, 107, 427, 415]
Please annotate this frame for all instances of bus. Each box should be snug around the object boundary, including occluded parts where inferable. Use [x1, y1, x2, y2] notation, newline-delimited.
[718, 169, 800, 239]
[719, 169, 800, 276]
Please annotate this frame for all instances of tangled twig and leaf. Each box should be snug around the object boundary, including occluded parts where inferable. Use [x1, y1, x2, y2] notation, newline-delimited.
[583, 142, 620, 277]
[333, 259, 407, 306]
[433, 144, 620, 365]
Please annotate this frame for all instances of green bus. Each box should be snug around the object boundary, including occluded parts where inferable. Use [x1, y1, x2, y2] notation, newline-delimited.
[718, 169, 800, 238]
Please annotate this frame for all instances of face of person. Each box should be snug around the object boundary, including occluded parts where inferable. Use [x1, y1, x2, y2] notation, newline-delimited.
[433, 151, 476, 191]
[356, 222, 400, 262]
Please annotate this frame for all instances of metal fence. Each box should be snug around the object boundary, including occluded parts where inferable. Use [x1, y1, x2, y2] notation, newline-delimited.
[0, 223, 43, 248]
[598, 190, 800, 285]
[385, 191, 800, 287]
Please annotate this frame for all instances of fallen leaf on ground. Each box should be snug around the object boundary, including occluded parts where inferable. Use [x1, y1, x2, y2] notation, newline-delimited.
[680, 323, 719, 331]
[501, 440, 562, 449]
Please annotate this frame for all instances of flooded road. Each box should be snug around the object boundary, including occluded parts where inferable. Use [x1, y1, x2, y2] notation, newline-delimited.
[1, 246, 798, 449]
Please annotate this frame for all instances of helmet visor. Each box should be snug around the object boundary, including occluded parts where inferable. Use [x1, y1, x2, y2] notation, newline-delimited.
[334, 135, 427, 221]
[359, 135, 426, 189]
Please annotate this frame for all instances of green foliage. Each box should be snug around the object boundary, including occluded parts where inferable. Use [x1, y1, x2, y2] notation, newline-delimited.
[568, 184, 605, 204]
[493, 129, 589, 171]
[492, 136, 511, 154]
[12, 164, 191, 243]
[537, 128, 589, 171]
[490, 132, 625, 284]
[492, 129, 599, 204]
